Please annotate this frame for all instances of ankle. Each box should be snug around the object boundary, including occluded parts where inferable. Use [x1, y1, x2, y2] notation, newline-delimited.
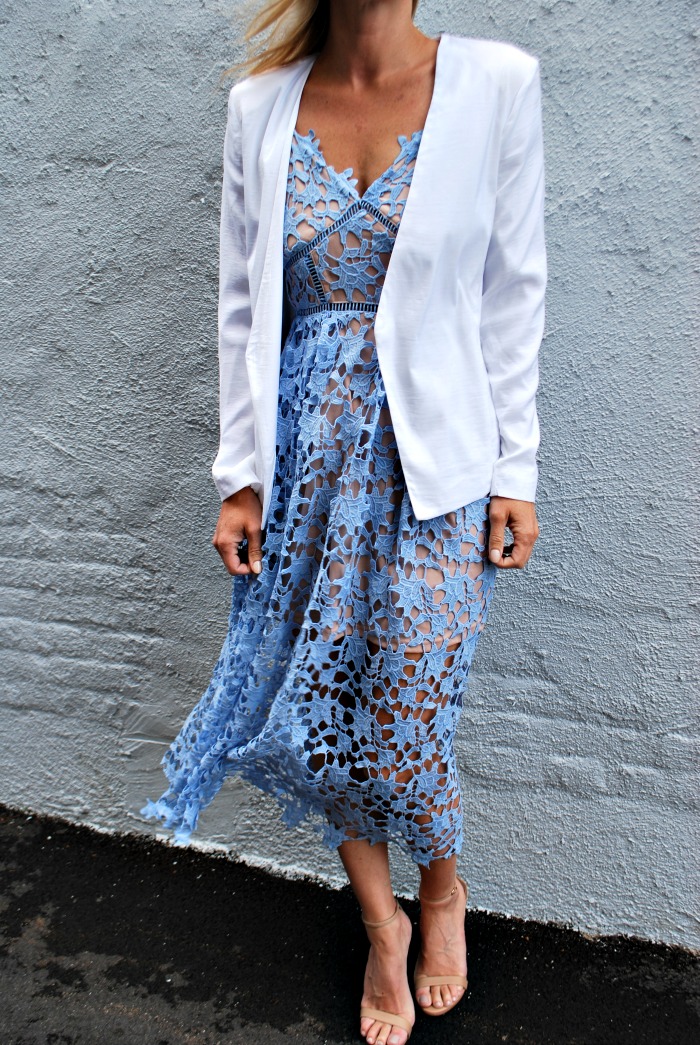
[362, 896, 401, 928]
[419, 874, 467, 907]
[366, 929, 407, 957]
[419, 884, 458, 906]
[363, 906, 409, 950]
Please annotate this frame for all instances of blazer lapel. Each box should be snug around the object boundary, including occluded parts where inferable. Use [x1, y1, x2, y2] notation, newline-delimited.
[248, 57, 316, 305]
[375, 33, 462, 337]
[244, 56, 315, 515]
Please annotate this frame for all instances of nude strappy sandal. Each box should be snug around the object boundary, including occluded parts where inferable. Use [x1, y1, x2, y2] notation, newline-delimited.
[360, 898, 414, 1041]
[413, 875, 469, 1017]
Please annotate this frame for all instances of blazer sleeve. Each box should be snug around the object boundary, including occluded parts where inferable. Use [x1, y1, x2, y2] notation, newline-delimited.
[211, 85, 262, 502]
[480, 58, 547, 503]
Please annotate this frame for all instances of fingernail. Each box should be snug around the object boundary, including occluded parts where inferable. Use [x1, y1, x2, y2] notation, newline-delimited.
[252, 560, 262, 574]
[489, 549, 502, 563]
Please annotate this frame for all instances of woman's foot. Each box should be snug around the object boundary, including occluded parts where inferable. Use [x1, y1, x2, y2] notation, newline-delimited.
[360, 902, 415, 1045]
[414, 876, 468, 1013]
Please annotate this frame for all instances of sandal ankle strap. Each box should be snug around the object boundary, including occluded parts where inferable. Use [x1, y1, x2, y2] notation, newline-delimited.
[418, 874, 468, 906]
[361, 897, 401, 929]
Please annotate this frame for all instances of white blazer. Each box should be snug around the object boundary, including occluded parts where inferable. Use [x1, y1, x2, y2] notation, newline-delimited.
[212, 32, 547, 528]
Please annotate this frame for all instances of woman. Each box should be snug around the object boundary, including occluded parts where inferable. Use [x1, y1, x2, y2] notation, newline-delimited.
[141, 2, 546, 1043]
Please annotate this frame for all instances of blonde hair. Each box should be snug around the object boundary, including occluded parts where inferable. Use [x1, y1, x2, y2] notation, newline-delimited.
[229, 0, 421, 79]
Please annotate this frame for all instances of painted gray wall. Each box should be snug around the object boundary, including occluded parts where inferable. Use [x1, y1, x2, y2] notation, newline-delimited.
[1, 0, 697, 949]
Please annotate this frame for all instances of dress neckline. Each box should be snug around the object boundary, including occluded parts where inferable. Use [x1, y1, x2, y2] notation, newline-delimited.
[292, 127, 423, 202]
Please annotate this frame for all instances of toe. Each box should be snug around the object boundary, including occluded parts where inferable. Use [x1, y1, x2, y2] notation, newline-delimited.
[431, 985, 444, 1008]
[416, 987, 430, 1008]
[388, 1030, 408, 1045]
[373, 1020, 389, 1045]
[441, 984, 455, 1007]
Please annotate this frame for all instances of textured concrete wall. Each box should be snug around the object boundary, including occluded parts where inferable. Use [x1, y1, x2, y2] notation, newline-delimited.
[1, 0, 697, 949]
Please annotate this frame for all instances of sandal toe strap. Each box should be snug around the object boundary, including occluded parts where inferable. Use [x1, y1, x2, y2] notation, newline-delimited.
[360, 1007, 414, 1034]
[413, 974, 468, 989]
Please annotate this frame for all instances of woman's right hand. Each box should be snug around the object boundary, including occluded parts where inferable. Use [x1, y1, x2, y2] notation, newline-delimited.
[212, 486, 264, 577]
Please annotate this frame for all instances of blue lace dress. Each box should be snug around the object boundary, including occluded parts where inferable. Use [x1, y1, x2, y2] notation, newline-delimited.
[141, 127, 498, 866]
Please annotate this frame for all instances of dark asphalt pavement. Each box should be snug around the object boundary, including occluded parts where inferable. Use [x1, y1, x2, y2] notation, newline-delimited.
[0, 806, 698, 1045]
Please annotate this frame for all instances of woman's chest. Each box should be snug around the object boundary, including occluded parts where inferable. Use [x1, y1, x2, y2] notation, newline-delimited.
[293, 51, 438, 198]
[282, 127, 423, 311]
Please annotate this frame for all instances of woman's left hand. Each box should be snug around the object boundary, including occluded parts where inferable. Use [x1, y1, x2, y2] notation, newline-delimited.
[487, 496, 539, 569]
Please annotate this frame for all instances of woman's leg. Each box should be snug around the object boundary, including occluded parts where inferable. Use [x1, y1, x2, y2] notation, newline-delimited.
[414, 854, 469, 1012]
[349, 641, 468, 1016]
[338, 837, 395, 922]
[383, 503, 493, 1013]
[338, 839, 415, 1045]
[333, 499, 493, 1027]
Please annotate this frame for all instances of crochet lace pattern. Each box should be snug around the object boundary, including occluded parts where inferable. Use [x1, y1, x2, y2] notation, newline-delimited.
[141, 127, 498, 865]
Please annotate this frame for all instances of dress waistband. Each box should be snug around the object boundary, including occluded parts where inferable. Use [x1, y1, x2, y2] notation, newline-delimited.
[292, 302, 380, 317]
